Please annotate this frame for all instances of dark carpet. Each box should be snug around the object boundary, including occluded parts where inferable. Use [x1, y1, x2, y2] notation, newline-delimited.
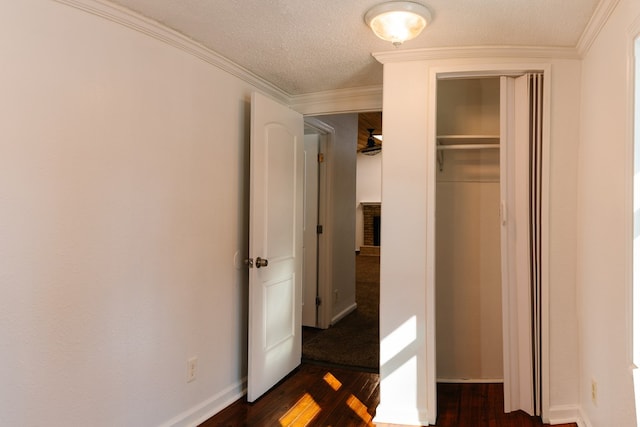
[302, 254, 379, 372]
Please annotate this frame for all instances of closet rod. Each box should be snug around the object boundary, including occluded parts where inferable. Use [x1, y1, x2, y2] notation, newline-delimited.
[436, 144, 499, 150]
[436, 134, 500, 140]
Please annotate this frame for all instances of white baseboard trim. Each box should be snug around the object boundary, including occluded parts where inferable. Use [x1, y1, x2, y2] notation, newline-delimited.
[160, 377, 246, 427]
[437, 378, 504, 383]
[331, 302, 357, 325]
[546, 404, 593, 427]
[373, 405, 430, 426]
[576, 406, 594, 427]
[546, 404, 580, 425]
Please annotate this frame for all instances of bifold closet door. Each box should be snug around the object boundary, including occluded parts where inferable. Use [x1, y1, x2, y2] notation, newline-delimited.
[500, 74, 543, 417]
[529, 73, 544, 417]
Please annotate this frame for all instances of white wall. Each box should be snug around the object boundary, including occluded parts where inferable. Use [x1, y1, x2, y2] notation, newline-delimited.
[377, 61, 431, 425]
[436, 178, 503, 380]
[545, 59, 582, 419]
[316, 114, 358, 322]
[577, 0, 640, 425]
[437, 78, 501, 135]
[356, 153, 382, 250]
[0, 1, 262, 425]
[376, 56, 581, 425]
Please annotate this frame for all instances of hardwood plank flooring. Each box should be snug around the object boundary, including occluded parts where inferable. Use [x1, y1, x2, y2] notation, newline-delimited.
[198, 363, 577, 427]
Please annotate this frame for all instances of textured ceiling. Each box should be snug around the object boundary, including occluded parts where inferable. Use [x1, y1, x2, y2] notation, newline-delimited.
[108, 0, 600, 95]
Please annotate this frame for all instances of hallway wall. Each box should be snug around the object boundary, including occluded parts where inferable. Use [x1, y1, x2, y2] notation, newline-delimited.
[317, 114, 358, 322]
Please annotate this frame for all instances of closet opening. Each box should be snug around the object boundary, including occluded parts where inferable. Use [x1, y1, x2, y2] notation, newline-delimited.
[432, 72, 546, 420]
[435, 77, 503, 383]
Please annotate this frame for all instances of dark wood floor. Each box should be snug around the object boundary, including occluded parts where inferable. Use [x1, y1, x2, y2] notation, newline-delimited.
[199, 363, 577, 427]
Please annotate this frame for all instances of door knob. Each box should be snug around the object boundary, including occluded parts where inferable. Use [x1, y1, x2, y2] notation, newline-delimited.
[255, 257, 269, 268]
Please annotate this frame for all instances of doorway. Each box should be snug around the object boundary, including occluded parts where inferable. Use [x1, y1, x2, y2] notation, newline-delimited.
[435, 76, 504, 384]
[301, 113, 382, 372]
[431, 72, 547, 419]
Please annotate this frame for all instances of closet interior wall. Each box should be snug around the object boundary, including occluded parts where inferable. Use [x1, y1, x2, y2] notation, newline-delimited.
[435, 77, 504, 382]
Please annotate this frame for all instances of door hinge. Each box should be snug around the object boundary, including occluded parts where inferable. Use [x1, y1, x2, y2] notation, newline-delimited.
[316, 225, 323, 234]
[316, 296, 322, 306]
[317, 153, 325, 163]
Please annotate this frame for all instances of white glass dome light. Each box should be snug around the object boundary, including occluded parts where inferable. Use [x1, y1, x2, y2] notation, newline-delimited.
[364, 1, 432, 47]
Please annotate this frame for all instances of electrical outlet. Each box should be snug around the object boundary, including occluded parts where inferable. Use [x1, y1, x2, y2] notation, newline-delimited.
[187, 357, 198, 383]
[591, 378, 597, 405]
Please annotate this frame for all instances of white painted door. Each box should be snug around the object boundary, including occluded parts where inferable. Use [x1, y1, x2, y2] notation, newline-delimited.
[247, 92, 304, 402]
[302, 133, 319, 327]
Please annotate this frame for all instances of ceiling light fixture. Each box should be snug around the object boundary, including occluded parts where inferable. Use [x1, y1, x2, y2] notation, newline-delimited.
[364, 1, 432, 47]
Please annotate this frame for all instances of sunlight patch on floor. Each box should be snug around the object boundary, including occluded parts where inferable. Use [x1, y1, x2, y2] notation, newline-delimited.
[279, 393, 321, 427]
[278, 371, 375, 426]
[346, 394, 374, 425]
[323, 372, 342, 391]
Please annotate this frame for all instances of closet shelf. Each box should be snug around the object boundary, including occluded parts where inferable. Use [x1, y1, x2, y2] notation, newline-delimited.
[436, 135, 500, 172]
[437, 144, 499, 150]
[436, 135, 500, 151]
[437, 134, 500, 140]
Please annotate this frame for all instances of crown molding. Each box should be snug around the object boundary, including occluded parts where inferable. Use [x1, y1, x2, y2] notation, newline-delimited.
[52, 0, 383, 114]
[576, 0, 621, 57]
[372, 45, 581, 64]
[52, 0, 290, 104]
[52, 0, 615, 114]
[289, 86, 383, 116]
[373, 0, 622, 63]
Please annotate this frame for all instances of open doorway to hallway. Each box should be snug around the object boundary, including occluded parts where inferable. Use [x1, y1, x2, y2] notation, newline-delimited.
[302, 252, 379, 371]
[301, 112, 382, 372]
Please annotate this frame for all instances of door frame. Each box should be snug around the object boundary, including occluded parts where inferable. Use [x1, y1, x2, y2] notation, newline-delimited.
[302, 132, 320, 327]
[303, 117, 336, 329]
[426, 63, 552, 422]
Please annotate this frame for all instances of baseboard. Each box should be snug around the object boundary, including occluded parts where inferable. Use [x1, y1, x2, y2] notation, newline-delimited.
[576, 406, 594, 427]
[545, 404, 593, 427]
[436, 378, 504, 383]
[546, 404, 580, 425]
[331, 302, 357, 325]
[160, 377, 246, 427]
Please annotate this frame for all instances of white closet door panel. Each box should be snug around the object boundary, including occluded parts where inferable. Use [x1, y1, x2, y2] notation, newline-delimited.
[501, 74, 534, 416]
